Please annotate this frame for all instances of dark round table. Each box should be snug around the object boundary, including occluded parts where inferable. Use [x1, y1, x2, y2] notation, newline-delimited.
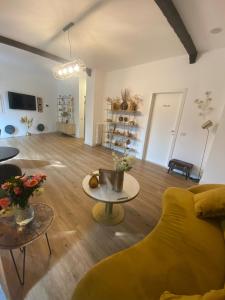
[0, 147, 19, 162]
[0, 203, 54, 285]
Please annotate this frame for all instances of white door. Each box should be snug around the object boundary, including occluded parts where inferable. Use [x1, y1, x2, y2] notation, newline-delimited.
[145, 92, 183, 167]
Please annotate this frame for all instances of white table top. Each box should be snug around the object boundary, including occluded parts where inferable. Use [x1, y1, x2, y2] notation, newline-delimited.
[82, 172, 140, 204]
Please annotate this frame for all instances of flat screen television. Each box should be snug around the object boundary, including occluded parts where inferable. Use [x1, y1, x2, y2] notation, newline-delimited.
[8, 91, 36, 110]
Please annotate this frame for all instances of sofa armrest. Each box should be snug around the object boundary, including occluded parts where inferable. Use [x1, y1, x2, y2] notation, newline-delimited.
[188, 184, 225, 194]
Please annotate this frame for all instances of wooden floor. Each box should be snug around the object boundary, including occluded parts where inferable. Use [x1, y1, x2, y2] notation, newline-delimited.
[0, 133, 193, 300]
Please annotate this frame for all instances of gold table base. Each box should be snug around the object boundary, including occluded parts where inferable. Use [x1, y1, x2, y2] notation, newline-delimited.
[92, 202, 124, 225]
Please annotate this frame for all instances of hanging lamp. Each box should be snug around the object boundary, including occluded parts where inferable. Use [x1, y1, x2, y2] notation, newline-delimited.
[53, 22, 86, 80]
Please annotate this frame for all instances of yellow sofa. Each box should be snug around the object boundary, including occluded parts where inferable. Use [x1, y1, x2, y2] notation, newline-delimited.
[73, 185, 225, 300]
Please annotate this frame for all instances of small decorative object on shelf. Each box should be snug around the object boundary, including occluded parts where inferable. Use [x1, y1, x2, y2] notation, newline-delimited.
[128, 94, 143, 112]
[20, 116, 33, 136]
[37, 97, 43, 112]
[112, 152, 135, 192]
[89, 174, 99, 189]
[0, 173, 47, 225]
[120, 89, 129, 110]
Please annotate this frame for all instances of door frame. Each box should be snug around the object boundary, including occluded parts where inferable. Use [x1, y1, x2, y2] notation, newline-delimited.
[142, 89, 187, 166]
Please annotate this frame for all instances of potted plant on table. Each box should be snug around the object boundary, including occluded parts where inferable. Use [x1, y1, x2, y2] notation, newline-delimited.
[112, 152, 135, 192]
[0, 173, 46, 225]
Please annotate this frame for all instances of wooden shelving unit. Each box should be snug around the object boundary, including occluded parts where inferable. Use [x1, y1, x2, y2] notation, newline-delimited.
[57, 95, 75, 136]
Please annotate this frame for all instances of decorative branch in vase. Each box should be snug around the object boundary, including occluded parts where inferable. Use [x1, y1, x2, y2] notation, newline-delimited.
[0, 173, 47, 225]
[20, 116, 33, 136]
[112, 152, 135, 192]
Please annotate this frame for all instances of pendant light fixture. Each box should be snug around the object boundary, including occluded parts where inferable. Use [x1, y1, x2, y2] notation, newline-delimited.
[53, 22, 86, 80]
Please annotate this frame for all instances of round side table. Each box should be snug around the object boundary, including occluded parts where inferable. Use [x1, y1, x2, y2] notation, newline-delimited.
[0, 203, 54, 285]
[82, 172, 140, 225]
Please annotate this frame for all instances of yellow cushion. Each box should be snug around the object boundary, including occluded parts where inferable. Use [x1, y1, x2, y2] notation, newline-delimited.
[160, 289, 225, 300]
[194, 187, 225, 218]
[188, 184, 225, 194]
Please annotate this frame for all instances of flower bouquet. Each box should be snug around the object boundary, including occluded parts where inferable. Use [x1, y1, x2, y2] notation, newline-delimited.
[0, 173, 46, 225]
[112, 152, 135, 192]
[112, 152, 135, 172]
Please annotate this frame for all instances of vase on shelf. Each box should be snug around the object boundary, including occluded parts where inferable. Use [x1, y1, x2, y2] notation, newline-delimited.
[113, 171, 124, 192]
[120, 100, 128, 111]
[14, 205, 34, 226]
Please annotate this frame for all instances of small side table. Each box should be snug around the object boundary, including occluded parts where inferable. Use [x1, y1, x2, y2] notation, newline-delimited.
[0, 203, 54, 285]
[82, 172, 140, 225]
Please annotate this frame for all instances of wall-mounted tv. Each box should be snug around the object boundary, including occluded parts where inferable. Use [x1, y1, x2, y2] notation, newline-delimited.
[8, 91, 36, 111]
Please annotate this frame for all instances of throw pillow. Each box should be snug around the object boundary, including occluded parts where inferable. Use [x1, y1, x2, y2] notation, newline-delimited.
[194, 187, 225, 218]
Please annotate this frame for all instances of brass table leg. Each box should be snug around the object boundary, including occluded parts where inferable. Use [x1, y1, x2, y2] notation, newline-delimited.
[92, 202, 124, 225]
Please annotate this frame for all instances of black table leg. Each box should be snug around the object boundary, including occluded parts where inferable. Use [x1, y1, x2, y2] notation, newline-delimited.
[10, 246, 26, 285]
[45, 233, 52, 255]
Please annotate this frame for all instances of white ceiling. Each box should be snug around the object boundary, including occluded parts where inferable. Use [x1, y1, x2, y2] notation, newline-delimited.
[0, 0, 224, 71]
[174, 0, 225, 53]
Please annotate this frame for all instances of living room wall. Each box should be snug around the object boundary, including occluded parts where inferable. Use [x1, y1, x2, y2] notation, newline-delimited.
[103, 48, 225, 177]
[201, 92, 225, 184]
[0, 45, 58, 138]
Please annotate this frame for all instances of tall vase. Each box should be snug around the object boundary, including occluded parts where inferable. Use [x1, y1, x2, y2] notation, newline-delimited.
[15, 205, 34, 226]
[113, 171, 124, 192]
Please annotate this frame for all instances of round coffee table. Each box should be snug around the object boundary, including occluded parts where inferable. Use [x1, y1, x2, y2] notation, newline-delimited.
[0, 203, 54, 285]
[0, 147, 19, 162]
[82, 172, 140, 225]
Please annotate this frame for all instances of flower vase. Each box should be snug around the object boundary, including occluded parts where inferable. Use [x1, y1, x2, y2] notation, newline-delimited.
[113, 171, 124, 192]
[120, 100, 128, 111]
[15, 205, 34, 226]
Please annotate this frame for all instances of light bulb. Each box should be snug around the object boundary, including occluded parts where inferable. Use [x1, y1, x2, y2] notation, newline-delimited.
[58, 70, 63, 76]
[68, 66, 73, 73]
[63, 68, 68, 74]
[74, 64, 80, 72]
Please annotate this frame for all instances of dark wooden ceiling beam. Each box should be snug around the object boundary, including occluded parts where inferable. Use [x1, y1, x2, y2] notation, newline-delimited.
[0, 35, 68, 64]
[154, 0, 198, 64]
[0, 35, 92, 76]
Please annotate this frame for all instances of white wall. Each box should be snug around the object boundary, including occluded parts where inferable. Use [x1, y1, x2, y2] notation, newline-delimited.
[103, 48, 225, 176]
[0, 53, 58, 138]
[201, 91, 225, 183]
[85, 70, 105, 146]
[78, 77, 86, 139]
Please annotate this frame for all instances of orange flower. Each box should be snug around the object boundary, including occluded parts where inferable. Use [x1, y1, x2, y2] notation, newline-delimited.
[13, 187, 22, 196]
[0, 198, 10, 208]
[23, 178, 39, 188]
[1, 182, 11, 190]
